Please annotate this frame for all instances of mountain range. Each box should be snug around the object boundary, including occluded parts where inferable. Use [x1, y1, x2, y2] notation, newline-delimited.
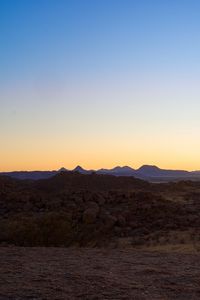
[1, 165, 200, 182]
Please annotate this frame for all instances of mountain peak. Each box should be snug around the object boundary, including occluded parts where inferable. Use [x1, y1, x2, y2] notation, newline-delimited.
[74, 165, 84, 172]
[138, 165, 160, 171]
[137, 165, 161, 176]
[73, 166, 93, 174]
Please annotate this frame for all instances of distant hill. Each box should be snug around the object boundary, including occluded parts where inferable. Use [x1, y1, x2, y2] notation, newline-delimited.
[0, 170, 58, 180]
[97, 165, 199, 181]
[136, 165, 190, 177]
[1, 164, 200, 182]
[98, 166, 136, 176]
[35, 171, 149, 192]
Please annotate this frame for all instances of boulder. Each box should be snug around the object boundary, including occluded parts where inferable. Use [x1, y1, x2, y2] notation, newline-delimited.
[83, 202, 100, 224]
[104, 214, 117, 229]
[117, 215, 126, 227]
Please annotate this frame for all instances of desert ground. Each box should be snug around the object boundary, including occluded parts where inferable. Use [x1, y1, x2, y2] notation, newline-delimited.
[1, 247, 200, 300]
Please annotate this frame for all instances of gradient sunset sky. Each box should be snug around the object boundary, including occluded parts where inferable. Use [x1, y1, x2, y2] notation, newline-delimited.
[1, 0, 200, 171]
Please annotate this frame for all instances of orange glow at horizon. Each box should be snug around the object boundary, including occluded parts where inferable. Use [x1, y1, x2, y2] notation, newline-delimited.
[1, 132, 200, 172]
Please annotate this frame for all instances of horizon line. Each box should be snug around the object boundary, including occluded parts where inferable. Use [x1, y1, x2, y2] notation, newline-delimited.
[0, 164, 199, 173]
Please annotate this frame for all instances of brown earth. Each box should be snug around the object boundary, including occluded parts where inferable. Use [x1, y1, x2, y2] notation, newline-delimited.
[0, 247, 200, 300]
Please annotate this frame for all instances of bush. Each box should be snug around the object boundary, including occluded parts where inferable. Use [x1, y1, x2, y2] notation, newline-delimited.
[0, 213, 75, 246]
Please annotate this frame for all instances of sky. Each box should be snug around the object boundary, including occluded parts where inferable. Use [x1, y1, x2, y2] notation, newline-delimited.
[1, 0, 200, 171]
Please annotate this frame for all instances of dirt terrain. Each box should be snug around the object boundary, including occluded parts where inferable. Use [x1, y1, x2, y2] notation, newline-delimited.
[1, 247, 200, 300]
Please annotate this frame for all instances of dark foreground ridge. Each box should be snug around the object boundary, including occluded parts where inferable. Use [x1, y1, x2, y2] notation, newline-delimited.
[0, 172, 200, 248]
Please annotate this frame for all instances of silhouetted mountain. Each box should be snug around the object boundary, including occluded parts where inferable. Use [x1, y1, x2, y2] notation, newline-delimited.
[136, 165, 190, 177]
[73, 166, 93, 174]
[137, 165, 160, 174]
[1, 164, 200, 182]
[98, 166, 136, 176]
[0, 171, 58, 180]
[97, 165, 195, 180]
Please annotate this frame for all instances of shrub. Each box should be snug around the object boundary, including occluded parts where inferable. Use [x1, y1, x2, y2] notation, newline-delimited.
[0, 213, 75, 246]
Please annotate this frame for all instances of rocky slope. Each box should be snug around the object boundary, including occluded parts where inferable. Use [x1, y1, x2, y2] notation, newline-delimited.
[0, 172, 200, 248]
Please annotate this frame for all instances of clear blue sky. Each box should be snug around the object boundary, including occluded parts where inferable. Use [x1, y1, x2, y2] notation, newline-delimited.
[1, 0, 200, 171]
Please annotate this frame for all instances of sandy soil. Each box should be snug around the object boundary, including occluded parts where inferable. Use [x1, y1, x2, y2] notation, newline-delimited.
[0, 247, 200, 300]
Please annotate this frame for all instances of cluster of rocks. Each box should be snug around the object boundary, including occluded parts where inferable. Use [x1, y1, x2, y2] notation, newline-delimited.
[1, 173, 200, 247]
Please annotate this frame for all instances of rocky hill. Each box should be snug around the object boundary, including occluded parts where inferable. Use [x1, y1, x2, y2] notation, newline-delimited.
[0, 172, 200, 248]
